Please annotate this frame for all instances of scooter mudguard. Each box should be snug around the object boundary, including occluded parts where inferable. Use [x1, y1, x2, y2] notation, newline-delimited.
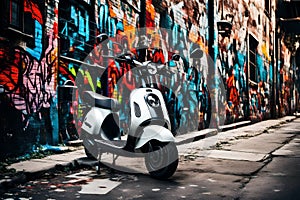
[135, 125, 175, 149]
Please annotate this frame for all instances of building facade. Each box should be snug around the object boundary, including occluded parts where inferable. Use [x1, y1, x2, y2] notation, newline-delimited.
[0, 0, 298, 158]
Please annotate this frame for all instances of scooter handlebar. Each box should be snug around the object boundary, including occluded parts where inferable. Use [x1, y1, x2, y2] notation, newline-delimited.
[114, 55, 133, 63]
[114, 54, 169, 76]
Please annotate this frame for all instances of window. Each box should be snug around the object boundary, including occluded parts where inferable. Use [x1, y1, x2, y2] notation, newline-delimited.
[24, 13, 35, 36]
[249, 34, 259, 83]
[265, 0, 270, 16]
[58, 2, 93, 59]
[7, 0, 36, 37]
[10, 0, 21, 28]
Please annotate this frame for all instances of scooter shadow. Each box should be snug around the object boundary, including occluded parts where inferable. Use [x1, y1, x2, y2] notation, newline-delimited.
[99, 154, 147, 175]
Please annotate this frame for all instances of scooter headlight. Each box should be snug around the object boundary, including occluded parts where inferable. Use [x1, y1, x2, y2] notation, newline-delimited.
[145, 94, 160, 108]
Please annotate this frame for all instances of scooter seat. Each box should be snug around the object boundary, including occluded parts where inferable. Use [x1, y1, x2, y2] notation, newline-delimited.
[83, 91, 120, 111]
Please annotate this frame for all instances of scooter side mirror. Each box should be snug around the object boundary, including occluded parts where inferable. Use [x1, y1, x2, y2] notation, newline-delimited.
[171, 54, 181, 61]
[96, 33, 109, 43]
[124, 55, 132, 62]
[190, 48, 203, 58]
[115, 54, 133, 63]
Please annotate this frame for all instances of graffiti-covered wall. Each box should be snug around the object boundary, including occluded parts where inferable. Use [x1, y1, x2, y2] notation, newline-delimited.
[57, 0, 140, 139]
[216, 0, 276, 123]
[58, 0, 213, 135]
[142, 0, 212, 131]
[0, 0, 59, 158]
[0, 0, 297, 158]
[279, 37, 293, 116]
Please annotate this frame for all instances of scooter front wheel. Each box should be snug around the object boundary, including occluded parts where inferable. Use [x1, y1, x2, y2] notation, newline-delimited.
[145, 142, 178, 179]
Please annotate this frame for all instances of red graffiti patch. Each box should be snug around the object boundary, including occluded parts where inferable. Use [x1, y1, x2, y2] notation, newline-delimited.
[24, 0, 43, 24]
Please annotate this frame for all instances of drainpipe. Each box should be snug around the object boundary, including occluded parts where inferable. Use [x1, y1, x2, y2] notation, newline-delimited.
[275, 25, 281, 117]
[139, 0, 146, 62]
[208, 0, 219, 128]
[140, 0, 146, 28]
[296, 47, 300, 112]
[292, 55, 296, 114]
[208, 1, 215, 61]
[245, 30, 250, 120]
[270, 30, 276, 119]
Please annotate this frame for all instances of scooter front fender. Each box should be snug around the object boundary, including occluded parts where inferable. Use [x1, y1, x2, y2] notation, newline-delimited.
[135, 125, 175, 149]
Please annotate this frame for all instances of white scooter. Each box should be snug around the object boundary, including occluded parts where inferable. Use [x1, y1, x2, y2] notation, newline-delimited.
[80, 54, 178, 179]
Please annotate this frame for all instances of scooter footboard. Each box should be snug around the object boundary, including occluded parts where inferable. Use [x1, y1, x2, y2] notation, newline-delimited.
[135, 125, 175, 149]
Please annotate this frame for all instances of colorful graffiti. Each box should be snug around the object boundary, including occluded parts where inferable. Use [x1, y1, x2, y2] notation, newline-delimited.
[216, 0, 275, 123]
[80, 0, 212, 134]
[57, 0, 215, 134]
[139, 0, 211, 131]
[0, 47, 56, 115]
[0, 0, 59, 158]
[1, 0, 298, 158]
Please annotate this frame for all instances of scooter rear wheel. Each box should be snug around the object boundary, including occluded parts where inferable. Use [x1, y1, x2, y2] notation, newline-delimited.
[81, 130, 98, 160]
[145, 142, 178, 179]
[84, 147, 97, 160]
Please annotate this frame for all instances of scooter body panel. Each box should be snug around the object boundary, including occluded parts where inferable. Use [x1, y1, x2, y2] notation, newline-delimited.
[129, 88, 171, 136]
[135, 125, 175, 149]
[81, 107, 112, 137]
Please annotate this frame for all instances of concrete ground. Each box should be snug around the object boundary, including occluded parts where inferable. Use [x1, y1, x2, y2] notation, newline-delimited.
[0, 115, 299, 200]
[4, 116, 295, 177]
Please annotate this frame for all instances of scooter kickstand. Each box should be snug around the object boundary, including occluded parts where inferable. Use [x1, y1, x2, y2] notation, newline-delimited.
[96, 161, 101, 174]
[96, 153, 102, 175]
[112, 154, 119, 166]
